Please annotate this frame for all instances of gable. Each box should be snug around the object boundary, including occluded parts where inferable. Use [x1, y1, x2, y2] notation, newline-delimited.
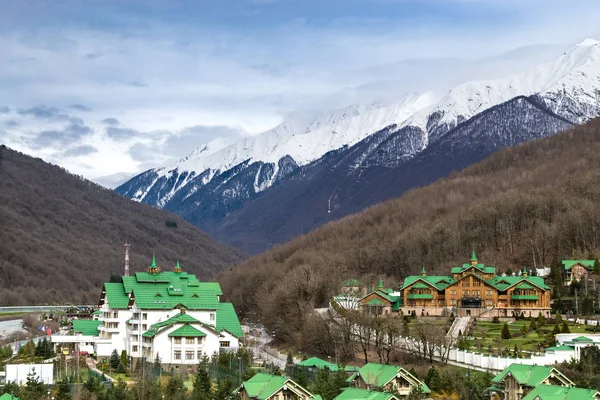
[360, 292, 392, 306]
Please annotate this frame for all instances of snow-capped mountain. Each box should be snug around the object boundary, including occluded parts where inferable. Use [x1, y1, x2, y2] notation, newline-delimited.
[117, 39, 600, 253]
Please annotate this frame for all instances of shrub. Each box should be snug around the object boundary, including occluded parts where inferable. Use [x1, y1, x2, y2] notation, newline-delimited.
[501, 323, 512, 339]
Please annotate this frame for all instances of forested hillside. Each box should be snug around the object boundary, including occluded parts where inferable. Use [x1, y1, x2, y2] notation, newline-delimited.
[0, 146, 245, 305]
[218, 119, 600, 346]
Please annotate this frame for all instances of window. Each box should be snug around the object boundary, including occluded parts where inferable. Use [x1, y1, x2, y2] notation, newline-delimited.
[174, 351, 181, 360]
[451, 290, 457, 295]
[486, 300, 493, 306]
[464, 290, 469, 295]
[219, 341, 230, 348]
[210, 313, 215, 321]
[186, 337, 195, 345]
[462, 280, 469, 287]
[451, 300, 457, 306]
[142, 313, 148, 320]
[197, 350, 203, 359]
[174, 337, 182, 345]
[142, 324, 147, 330]
[486, 290, 492, 296]
[473, 280, 481, 287]
[186, 351, 194, 360]
[132, 345, 138, 352]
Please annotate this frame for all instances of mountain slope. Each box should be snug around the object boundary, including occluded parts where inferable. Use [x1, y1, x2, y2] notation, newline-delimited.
[211, 96, 573, 252]
[117, 39, 600, 253]
[217, 118, 600, 345]
[0, 146, 245, 306]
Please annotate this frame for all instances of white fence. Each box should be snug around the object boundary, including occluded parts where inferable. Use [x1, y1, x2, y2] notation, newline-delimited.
[5, 363, 54, 385]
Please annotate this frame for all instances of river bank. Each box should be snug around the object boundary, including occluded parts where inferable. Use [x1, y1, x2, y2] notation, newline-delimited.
[0, 313, 25, 322]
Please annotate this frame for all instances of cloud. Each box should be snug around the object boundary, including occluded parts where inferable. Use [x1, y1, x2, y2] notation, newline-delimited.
[101, 117, 120, 125]
[18, 105, 69, 120]
[105, 126, 140, 141]
[3, 120, 19, 128]
[33, 120, 93, 148]
[0, 106, 10, 114]
[127, 81, 148, 88]
[128, 142, 158, 162]
[70, 104, 92, 111]
[60, 144, 98, 158]
[84, 51, 103, 60]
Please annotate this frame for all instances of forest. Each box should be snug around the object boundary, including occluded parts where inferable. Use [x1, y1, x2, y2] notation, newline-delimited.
[0, 146, 245, 306]
[218, 118, 600, 348]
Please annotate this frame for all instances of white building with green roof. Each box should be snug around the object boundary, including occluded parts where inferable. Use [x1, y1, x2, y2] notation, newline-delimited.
[54, 257, 243, 369]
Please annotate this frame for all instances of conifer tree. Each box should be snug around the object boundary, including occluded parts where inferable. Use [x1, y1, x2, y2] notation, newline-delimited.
[56, 378, 71, 400]
[165, 375, 187, 400]
[425, 367, 442, 393]
[295, 367, 308, 388]
[561, 321, 571, 333]
[286, 351, 294, 366]
[552, 323, 561, 335]
[110, 349, 120, 370]
[215, 376, 234, 400]
[21, 368, 46, 400]
[501, 323, 511, 339]
[191, 362, 212, 400]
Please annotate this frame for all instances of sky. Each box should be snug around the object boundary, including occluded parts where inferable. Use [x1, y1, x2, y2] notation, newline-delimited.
[0, 0, 599, 186]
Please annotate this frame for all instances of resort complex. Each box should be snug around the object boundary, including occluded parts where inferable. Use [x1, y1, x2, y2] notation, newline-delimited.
[52, 256, 243, 370]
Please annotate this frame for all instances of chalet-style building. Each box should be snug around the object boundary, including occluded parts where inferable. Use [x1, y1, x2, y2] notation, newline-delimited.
[489, 364, 573, 400]
[562, 260, 596, 285]
[357, 280, 402, 316]
[297, 357, 359, 373]
[235, 373, 320, 400]
[334, 388, 399, 400]
[521, 385, 600, 400]
[346, 363, 430, 398]
[400, 251, 551, 318]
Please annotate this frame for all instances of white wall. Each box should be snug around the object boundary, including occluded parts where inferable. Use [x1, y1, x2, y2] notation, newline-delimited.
[5, 364, 54, 385]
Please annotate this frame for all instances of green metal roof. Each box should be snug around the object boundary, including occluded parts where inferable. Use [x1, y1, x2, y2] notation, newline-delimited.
[511, 295, 539, 300]
[0, 395, 20, 400]
[104, 282, 130, 309]
[411, 282, 430, 289]
[168, 324, 207, 337]
[298, 357, 336, 369]
[451, 263, 496, 275]
[356, 363, 430, 393]
[92, 310, 102, 315]
[239, 373, 292, 400]
[570, 336, 593, 343]
[400, 276, 454, 291]
[515, 283, 535, 290]
[562, 260, 595, 270]
[407, 294, 433, 299]
[522, 384, 600, 400]
[364, 298, 388, 306]
[216, 302, 244, 338]
[143, 312, 201, 338]
[491, 364, 571, 387]
[343, 279, 362, 287]
[334, 388, 397, 400]
[72, 320, 102, 336]
[546, 345, 575, 351]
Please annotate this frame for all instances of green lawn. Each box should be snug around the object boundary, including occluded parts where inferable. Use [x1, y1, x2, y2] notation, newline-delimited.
[465, 320, 589, 355]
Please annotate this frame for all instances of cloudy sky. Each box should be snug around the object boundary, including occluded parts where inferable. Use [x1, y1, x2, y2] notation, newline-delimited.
[0, 0, 599, 186]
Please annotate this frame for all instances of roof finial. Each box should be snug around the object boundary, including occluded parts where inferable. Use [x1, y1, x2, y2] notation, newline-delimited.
[148, 254, 160, 274]
[420, 266, 427, 277]
[377, 278, 383, 289]
[174, 260, 182, 273]
[470, 249, 478, 265]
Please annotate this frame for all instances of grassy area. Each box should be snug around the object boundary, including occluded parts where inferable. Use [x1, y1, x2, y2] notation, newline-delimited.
[464, 319, 589, 355]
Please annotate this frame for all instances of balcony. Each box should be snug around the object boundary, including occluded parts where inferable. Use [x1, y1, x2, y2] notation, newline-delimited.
[511, 295, 538, 300]
[407, 294, 433, 299]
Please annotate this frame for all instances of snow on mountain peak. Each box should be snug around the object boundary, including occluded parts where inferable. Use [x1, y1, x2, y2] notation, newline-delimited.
[577, 38, 600, 47]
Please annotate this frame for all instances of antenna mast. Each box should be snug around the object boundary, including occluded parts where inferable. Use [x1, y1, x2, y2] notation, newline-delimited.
[124, 242, 130, 276]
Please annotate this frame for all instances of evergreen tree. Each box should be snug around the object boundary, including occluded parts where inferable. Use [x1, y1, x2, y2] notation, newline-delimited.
[425, 367, 442, 393]
[56, 378, 71, 400]
[110, 349, 120, 370]
[311, 369, 334, 400]
[561, 321, 571, 333]
[555, 311, 562, 323]
[552, 323, 561, 335]
[550, 259, 565, 297]
[406, 385, 425, 400]
[21, 368, 46, 400]
[165, 375, 187, 400]
[191, 363, 212, 400]
[120, 350, 128, 369]
[35, 339, 43, 357]
[215, 376, 234, 400]
[295, 367, 308, 388]
[501, 323, 511, 339]
[537, 312, 545, 326]
[286, 351, 294, 366]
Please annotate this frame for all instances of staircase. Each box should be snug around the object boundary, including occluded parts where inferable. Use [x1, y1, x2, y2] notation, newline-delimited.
[447, 316, 471, 338]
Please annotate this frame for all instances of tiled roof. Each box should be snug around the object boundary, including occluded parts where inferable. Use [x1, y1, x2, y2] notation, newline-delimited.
[546, 345, 575, 351]
[298, 357, 336, 369]
[142, 312, 201, 338]
[562, 260, 595, 270]
[491, 364, 572, 387]
[522, 384, 600, 400]
[400, 276, 454, 291]
[168, 324, 207, 337]
[334, 388, 397, 400]
[72, 319, 102, 336]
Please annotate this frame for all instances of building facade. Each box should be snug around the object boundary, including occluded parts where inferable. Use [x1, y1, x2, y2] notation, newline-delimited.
[400, 251, 551, 318]
[53, 257, 243, 370]
[562, 260, 596, 285]
[347, 363, 430, 398]
[489, 364, 573, 400]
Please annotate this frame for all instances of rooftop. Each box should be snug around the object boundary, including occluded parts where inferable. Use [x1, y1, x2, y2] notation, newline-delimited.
[492, 364, 572, 387]
[334, 388, 397, 400]
[522, 384, 600, 400]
